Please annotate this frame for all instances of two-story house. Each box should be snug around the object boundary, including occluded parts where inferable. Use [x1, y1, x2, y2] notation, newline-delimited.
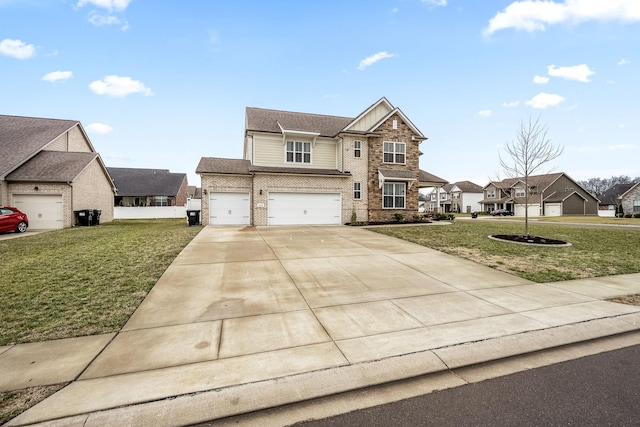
[481, 172, 599, 216]
[423, 181, 483, 213]
[197, 98, 441, 226]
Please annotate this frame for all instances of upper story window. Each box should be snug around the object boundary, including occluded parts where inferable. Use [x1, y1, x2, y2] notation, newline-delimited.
[452, 193, 460, 199]
[286, 141, 311, 164]
[440, 192, 447, 200]
[487, 189, 496, 198]
[515, 188, 526, 197]
[353, 140, 361, 158]
[354, 182, 361, 200]
[383, 141, 405, 164]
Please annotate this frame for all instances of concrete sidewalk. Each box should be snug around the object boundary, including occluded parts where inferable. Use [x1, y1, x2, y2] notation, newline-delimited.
[3, 225, 640, 426]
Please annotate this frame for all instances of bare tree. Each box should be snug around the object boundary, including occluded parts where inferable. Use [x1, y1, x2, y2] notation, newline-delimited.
[500, 117, 563, 237]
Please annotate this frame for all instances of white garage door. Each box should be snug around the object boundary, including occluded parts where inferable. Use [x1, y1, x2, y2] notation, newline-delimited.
[545, 203, 562, 217]
[514, 204, 540, 217]
[268, 192, 341, 225]
[13, 194, 64, 229]
[210, 192, 250, 225]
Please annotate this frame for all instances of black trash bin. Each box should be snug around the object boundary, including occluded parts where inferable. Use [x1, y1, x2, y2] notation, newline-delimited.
[471, 212, 478, 219]
[74, 209, 93, 226]
[187, 210, 201, 226]
[93, 209, 102, 225]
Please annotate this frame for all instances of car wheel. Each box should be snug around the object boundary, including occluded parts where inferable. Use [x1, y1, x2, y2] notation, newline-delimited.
[16, 221, 27, 233]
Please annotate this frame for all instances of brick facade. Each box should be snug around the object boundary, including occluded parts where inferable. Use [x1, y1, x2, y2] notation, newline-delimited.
[621, 185, 640, 214]
[72, 160, 115, 223]
[200, 174, 252, 226]
[8, 182, 73, 227]
[367, 113, 420, 223]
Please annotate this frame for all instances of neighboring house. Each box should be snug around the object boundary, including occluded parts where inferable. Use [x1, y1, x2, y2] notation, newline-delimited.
[197, 97, 443, 226]
[619, 182, 640, 215]
[186, 185, 202, 210]
[480, 172, 599, 216]
[0, 114, 115, 229]
[598, 183, 634, 216]
[423, 180, 483, 213]
[107, 167, 188, 207]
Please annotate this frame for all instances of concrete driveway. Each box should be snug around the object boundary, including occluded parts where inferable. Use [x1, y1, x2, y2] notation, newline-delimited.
[6, 225, 640, 426]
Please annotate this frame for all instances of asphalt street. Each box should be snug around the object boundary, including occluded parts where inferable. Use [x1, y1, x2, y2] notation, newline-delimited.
[294, 344, 640, 427]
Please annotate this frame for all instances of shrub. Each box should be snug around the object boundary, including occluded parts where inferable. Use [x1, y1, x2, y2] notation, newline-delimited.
[634, 213, 640, 218]
[393, 213, 405, 223]
[624, 213, 633, 218]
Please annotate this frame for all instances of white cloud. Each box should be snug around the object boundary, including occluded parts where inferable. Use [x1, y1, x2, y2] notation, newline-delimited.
[484, 0, 640, 36]
[76, 0, 131, 12]
[478, 109, 492, 117]
[547, 64, 594, 82]
[608, 144, 636, 150]
[89, 75, 154, 97]
[422, 0, 447, 6]
[618, 58, 630, 65]
[42, 70, 73, 82]
[0, 38, 36, 59]
[358, 51, 396, 70]
[503, 100, 520, 107]
[533, 75, 549, 84]
[86, 123, 113, 134]
[525, 92, 565, 108]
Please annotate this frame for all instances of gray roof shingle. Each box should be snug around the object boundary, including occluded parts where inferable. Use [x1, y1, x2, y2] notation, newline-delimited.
[246, 107, 353, 137]
[6, 151, 97, 182]
[196, 157, 251, 175]
[0, 115, 79, 176]
[107, 167, 187, 197]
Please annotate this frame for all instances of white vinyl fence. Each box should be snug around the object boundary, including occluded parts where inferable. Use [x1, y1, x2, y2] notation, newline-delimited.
[114, 206, 188, 219]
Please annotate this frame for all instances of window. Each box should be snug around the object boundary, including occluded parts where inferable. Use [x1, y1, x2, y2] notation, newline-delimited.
[153, 196, 168, 206]
[383, 141, 405, 164]
[440, 192, 447, 200]
[453, 193, 460, 199]
[487, 189, 496, 198]
[354, 182, 361, 199]
[634, 200, 640, 212]
[515, 188, 525, 197]
[286, 141, 311, 164]
[353, 140, 361, 158]
[383, 183, 405, 209]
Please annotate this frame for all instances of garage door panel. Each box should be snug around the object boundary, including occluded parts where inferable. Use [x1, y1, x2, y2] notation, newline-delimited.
[13, 194, 64, 229]
[269, 193, 341, 226]
[545, 203, 562, 217]
[210, 192, 250, 225]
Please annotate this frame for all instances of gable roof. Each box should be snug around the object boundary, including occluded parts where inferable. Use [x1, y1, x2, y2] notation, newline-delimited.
[418, 170, 448, 185]
[245, 108, 351, 138]
[6, 151, 98, 182]
[600, 183, 634, 204]
[452, 180, 483, 193]
[0, 114, 79, 177]
[107, 167, 187, 197]
[342, 97, 426, 140]
[485, 172, 564, 191]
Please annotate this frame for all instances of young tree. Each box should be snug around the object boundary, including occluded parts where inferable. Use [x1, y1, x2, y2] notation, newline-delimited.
[499, 117, 563, 237]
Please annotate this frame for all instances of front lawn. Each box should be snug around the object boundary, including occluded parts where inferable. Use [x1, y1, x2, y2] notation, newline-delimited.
[0, 219, 202, 345]
[372, 221, 640, 283]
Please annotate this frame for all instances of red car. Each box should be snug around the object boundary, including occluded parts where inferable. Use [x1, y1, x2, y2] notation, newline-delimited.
[0, 206, 29, 233]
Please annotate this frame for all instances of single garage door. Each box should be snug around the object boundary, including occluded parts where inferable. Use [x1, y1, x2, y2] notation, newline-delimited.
[268, 192, 341, 225]
[13, 194, 64, 229]
[545, 203, 562, 216]
[210, 192, 250, 225]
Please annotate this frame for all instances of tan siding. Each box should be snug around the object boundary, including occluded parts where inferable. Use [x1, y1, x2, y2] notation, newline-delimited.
[46, 133, 67, 151]
[349, 103, 392, 132]
[252, 134, 338, 169]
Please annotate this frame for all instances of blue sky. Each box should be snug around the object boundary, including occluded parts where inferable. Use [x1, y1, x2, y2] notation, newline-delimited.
[1, 0, 639, 187]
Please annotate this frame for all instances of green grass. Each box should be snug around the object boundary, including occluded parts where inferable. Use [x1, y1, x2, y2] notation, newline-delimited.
[372, 221, 640, 283]
[0, 219, 202, 345]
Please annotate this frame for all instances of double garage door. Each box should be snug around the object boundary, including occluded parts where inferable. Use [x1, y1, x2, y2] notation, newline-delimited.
[268, 192, 341, 226]
[13, 194, 64, 229]
[209, 192, 341, 226]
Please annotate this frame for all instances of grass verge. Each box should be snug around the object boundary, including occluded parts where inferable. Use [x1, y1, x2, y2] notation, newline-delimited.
[372, 221, 640, 282]
[0, 384, 66, 425]
[0, 219, 202, 345]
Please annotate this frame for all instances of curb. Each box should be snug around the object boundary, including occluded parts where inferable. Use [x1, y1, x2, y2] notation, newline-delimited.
[9, 313, 640, 427]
